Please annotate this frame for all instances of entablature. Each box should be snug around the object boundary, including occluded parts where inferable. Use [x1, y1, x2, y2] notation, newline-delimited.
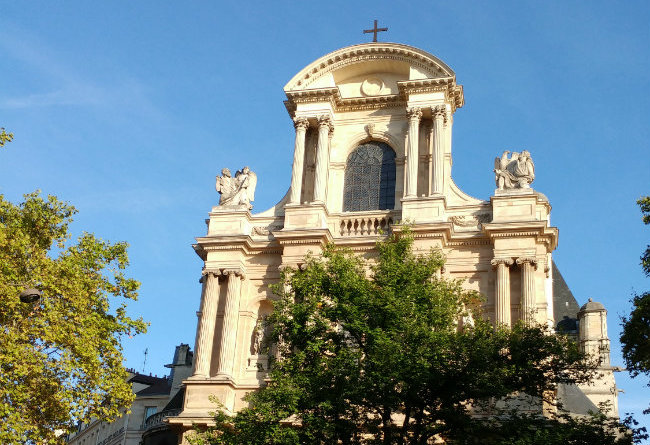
[482, 221, 559, 252]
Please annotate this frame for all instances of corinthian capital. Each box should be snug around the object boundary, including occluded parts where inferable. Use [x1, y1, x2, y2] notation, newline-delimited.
[293, 117, 310, 131]
[201, 268, 222, 277]
[318, 114, 333, 128]
[491, 258, 514, 268]
[406, 107, 422, 121]
[223, 268, 246, 279]
[516, 257, 538, 269]
[432, 105, 448, 122]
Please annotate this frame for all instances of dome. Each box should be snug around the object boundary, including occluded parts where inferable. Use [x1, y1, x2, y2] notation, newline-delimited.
[579, 298, 606, 313]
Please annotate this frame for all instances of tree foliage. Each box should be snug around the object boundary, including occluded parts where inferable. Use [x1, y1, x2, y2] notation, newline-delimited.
[190, 232, 638, 444]
[0, 192, 147, 443]
[0, 128, 13, 148]
[621, 196, 650, 413]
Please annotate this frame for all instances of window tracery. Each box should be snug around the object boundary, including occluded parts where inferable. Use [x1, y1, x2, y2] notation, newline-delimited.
[343, 141, 396, 212]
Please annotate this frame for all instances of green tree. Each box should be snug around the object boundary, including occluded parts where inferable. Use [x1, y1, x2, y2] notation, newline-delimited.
[621, 196, 650, 413]
[190, 232, 638, 445]
[0, 192, 147, 443]
[0, 127, 14, 148]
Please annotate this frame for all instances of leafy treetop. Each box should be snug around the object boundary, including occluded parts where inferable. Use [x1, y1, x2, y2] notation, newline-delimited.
[0, 192, 147, 443]
[0, 128, 13, 148]
[189, 231, 640, 445]
[621, 196, 650, 414]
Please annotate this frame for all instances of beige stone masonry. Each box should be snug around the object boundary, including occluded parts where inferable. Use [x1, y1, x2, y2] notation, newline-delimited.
[172, 42, 618, 438]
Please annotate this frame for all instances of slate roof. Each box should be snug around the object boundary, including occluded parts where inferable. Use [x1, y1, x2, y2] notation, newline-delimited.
[552, 261, 581, 332]
[129, 373, 171, 396]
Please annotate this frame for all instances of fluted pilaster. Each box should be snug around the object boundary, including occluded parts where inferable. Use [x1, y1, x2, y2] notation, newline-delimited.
[313, 115, 333, 203]
[516, 257, 538, 324]
[431, 106, 446, 195]
[491, 258, 513, 326]
[216, 269, 244, 378]
[289, 117, 309, 204]
[405, 107, 422, 198]
[193, 270, 221, 377]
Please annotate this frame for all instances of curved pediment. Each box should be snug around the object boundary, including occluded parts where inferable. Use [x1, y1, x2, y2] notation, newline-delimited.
[284, 42, 456, 96]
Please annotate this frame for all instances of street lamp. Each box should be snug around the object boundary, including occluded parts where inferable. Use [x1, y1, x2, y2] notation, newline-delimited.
[19, 288, 42, 304]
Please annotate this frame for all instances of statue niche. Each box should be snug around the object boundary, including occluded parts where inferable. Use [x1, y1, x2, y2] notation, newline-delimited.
[494, 150, 535, 190]
[216, 166, 257, 209]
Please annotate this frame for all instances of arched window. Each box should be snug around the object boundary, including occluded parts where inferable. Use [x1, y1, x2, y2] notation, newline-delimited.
[343, 141, 396, 212]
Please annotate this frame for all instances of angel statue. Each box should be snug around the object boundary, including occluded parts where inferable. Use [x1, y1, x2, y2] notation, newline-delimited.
[494, 150, 535, 190]
[216, 166, 257, 209]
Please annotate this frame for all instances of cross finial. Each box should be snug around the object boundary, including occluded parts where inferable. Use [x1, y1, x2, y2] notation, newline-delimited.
[363, 19, 388, 42]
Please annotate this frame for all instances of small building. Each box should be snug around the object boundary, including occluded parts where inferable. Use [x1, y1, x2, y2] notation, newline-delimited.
[66, 344, 192, 445]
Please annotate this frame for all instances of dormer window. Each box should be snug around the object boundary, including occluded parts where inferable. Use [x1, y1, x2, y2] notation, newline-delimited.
[343, 141, 396, 212]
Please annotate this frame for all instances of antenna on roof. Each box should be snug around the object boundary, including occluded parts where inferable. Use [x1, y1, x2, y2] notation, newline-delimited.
[142, 348, 148, 373]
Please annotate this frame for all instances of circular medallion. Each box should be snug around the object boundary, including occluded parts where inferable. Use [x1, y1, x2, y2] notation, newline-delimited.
[361, 77, 384, 96]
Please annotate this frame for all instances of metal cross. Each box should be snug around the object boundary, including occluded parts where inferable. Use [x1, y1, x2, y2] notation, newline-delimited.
[363, 20, 388, 42]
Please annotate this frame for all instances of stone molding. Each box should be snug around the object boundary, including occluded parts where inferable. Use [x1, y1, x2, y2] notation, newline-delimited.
[336, 97, 406, 113]
[449, 213, 491, 229]
[398, 79, 464, 111]
[482, 222, 558, 252]
[285, 43, 455, 90]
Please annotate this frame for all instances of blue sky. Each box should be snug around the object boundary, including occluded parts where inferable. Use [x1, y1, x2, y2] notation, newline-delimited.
[1, 0, 649, 432]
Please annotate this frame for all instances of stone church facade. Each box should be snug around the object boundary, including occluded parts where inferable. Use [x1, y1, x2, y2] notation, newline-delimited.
[168, 42, 619, 440]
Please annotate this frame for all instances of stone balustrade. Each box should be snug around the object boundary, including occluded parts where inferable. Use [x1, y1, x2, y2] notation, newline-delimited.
[337, 211, 395, 237]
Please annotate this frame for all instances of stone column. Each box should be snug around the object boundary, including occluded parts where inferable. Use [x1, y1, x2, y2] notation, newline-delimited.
[405, 107, 422, 198]
[288, 117, 309, 204]
[216, 269, 244, 378]
[491, 258, 513, 326]
[313, 115, 333, 203]
[516, 257, 537, 324]
[431, 106, 446, 195]
[193, 270, 221, 377]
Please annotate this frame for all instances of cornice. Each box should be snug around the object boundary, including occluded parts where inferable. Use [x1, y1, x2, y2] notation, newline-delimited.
[285, 86, 340, 102]
[336, 95, 405, 112]
[273, 228, 333, 246]
[284, 82, 462, 115]
[482, 221, 558, 251]
[392, 222, 453, 245]
[397, 79, 464, 111]
[193, 235, 281, 257]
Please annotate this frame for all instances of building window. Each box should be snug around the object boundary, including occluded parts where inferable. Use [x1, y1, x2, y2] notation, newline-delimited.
[343, 141, 396, 212]
[143, 406, 157, 423]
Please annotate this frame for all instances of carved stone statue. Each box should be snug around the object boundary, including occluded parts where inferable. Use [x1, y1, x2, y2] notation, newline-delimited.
[494, 150, 535, 190]
[250, 317, 268, 355]
[216, 166, 257, 209]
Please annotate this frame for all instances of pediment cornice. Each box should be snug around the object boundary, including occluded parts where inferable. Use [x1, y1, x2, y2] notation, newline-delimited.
[283, 43, 464, 114]
[284, 43, 455, 91]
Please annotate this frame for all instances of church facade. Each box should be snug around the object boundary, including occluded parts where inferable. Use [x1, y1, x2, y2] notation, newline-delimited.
[168, 42, 618, 440]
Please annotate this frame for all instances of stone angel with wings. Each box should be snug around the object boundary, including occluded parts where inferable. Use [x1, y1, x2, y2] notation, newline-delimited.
[494, 150, 535, 190]
[216, 166, 257, 209]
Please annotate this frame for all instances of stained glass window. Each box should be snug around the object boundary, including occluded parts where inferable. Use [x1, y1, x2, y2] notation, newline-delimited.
[343, 141, 396, 212]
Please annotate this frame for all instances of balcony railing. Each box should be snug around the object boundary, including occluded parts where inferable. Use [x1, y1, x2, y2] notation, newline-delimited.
[143, 408, 181, 430]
